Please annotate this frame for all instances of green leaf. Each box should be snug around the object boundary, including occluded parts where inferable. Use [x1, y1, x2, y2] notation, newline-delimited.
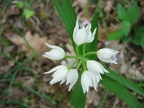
[23, 9, 34, 19]
[101, 75, 143, 108]
[107, 29, 124, 40]
[71, 72, 86, 108]
[117, 4, 127, 21]
[127, 3, 140, 25]
[71, 13, 98, 108]
[105, 67, 144, 97]
[52, 0, 76, 42]
[121, 21, 131, 36]
[122, 35, 132, 43]
[85, 13, 98, 59]
[15, 1, 24, 8]
[132, 26, 144, 49]
[0, 100, 29, 108]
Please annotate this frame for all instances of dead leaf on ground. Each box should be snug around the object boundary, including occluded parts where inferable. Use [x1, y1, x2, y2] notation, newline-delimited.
[127, 68, 144, 81]
[5, 31, 54, 56]
[104, 1, 113, 13]
[86, 90, 101, 107]
[17, 76, 35, 87]
[76, 0, 88, 9]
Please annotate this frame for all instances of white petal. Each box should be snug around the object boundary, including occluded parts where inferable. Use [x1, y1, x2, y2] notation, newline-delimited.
[98, 58, 118, 64]
[97, 48, 119, 64]
[43, 43, 65, 60]
[92, 28, 97, 37]
[43, 49, 65, 60]
[73, 20, 79, 37]
[73, 27, 87, 46]
[66, 69, 78, 91]
[87, 60, 104, 74]
[97, 48, 119, 58]
[45, 43, 65, 53]
[81, 72, 90, 93]
[50, 69, 68, 84]
[43, 65, 66, 74]
[96, 62, 109, 73]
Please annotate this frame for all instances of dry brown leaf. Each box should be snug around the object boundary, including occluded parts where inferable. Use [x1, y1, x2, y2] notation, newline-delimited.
[17, 76, 35, 87]
[86, 90, 101, 107]
[104, 1, 113, 13]
[10, 87, 28, 100]
[6, 31, 54, 56]
[127, 68, 144, 81]
[77, 0, 88, 9]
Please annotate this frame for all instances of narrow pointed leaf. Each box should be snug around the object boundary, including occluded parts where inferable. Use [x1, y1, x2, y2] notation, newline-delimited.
[101, 75, 143, 108]
[71, 71, 86, 108]
[85, 13, 98, 59]
[105, 67, 144, 96]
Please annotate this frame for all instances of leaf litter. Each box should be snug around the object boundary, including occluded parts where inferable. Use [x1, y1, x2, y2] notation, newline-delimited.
[0, 0, 144, 108]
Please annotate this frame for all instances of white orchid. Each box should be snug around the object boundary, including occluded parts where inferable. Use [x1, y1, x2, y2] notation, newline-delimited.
[73, 20, 97, 46]
[43, 43, 65, 60]
[86, 60, 109, 75]
[97, 48, 119, 64]
[44, 65, 68, 84]
[44, 65, 78, 91]
[81, 71, 101, 93]
[65, 69, 78, 91]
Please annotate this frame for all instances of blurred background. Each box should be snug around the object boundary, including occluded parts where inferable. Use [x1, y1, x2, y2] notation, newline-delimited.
[0, 0, 144, 108]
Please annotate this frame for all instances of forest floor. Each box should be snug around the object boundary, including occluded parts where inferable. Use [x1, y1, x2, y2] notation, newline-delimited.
[0, 0, 144, 108]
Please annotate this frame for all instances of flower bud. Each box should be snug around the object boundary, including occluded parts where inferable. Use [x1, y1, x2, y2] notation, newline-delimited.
[73, 19, 97, 46]
[86, 60, 108, 75]
[43, 43, 65, 60]
[97, 48, 119, 64]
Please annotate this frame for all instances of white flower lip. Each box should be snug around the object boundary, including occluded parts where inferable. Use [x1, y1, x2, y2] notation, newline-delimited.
[97, 48, 119, 64]
[81, 71, 101, 93]
[43, 43, 65, 60]
[73, 19, 97, 46]
[86, 60, 109, 75]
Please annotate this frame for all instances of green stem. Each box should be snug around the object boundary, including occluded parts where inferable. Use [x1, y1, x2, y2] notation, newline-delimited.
[65, 55, 78, 58]
[68, 59, 77, 69]
[65, 55, 87, 62]
[76, 45, 79, 55]
[83, 43, 86, 55]
[76, 61, 82, 70]
[82, 60, 87, 71]
[84, 51, 97, 57]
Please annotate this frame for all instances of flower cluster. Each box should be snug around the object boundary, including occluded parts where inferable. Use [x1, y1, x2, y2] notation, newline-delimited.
[43, 19, 119, 93]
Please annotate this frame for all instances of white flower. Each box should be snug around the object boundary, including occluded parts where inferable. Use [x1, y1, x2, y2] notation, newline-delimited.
[81, 71, 101, 93]
[64, 69, 78, 91]
[97, 48, 119, 64]
[73, 20, 97, 46]
[44, 65, 68, 84]
[44, 65, 78, 91]
[86, 60, 109, 75]
[43, 43, 65, 60]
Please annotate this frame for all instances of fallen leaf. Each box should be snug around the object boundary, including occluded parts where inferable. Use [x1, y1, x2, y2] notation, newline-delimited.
[77, 0, 88, 9]
[17, 76, 35, 87]
[86, 90, 101, 107]
[127, 68, 144, 81]
[104, 1, 113, 13]
[5, 31, 54, 56]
